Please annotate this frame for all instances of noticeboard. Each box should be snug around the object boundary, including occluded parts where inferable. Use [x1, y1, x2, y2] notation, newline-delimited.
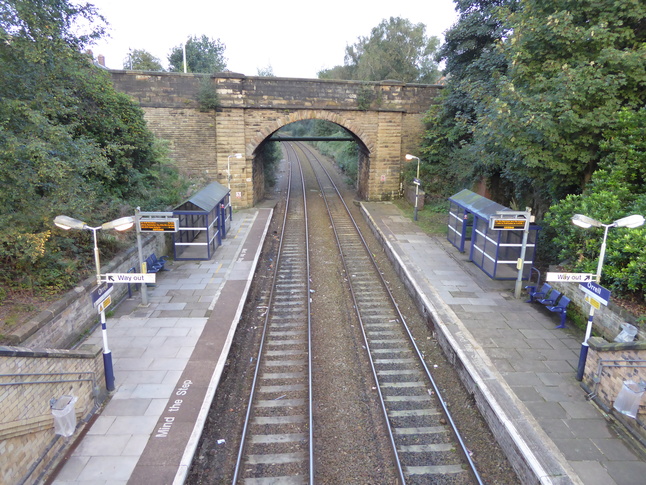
[138, 218, 179, 232]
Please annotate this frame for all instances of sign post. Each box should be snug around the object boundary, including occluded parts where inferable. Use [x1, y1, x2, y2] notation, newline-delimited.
[489, 210, 532, 299]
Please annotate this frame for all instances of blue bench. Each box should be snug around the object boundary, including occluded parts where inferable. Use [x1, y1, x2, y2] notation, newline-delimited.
[545, 296, 570, 329]
[525, 282, 551, 302]
[146, 253, 168, 273]
[538, 289, 561, 306]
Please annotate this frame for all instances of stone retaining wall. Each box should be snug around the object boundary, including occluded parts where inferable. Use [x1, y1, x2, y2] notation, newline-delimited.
[0, 344, 103, 485]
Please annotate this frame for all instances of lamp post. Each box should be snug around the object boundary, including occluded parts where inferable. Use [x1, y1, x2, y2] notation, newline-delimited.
[571, 213, 644, 381]
[54, 215, 135, 391]
[405, 154, 421, 221]
[227, 153, 243, 191]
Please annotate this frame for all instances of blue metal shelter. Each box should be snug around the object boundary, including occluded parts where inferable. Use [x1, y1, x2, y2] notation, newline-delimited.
[172, 182, 232, 261]
[448, 189, 540, 280]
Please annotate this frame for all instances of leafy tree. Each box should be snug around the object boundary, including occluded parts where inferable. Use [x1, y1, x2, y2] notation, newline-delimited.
[318, 17, 440, 83]
[541, 109, 646, 296]
[418, 0, 515, 198]
[256, 64, 275, 77]
[0, 0, 190, 293]
[124, 48, 164, 71]
[168, 35, 227, 73]
[476, 0, 646, 207]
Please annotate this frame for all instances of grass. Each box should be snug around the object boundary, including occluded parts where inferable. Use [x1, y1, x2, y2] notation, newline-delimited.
[392, 198, 448, 236]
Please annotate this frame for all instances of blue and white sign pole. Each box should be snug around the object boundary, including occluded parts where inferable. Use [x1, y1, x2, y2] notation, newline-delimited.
[571, 213, 645, 381]
[54, 215, 135, 392]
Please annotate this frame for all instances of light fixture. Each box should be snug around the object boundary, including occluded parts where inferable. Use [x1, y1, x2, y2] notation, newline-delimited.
[53, 214, 136, 392]
[571, 212, 644, 381]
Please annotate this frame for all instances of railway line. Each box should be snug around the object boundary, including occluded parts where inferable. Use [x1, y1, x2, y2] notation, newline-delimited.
[227, 142, 483, 484]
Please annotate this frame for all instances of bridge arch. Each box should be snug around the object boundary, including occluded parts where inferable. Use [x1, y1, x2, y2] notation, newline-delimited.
[109, 71, 441, 208]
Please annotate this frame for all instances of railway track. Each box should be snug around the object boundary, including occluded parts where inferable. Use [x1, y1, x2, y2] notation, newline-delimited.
[231, 142, 482, 484]
[232, 145, 314, 483]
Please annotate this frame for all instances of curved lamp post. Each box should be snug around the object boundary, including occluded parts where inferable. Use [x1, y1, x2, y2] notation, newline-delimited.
[405, 154, 421, 221]
[571, 213, 644, 381]
[227, 153, 243, 190]
[54, 215, 135, 391]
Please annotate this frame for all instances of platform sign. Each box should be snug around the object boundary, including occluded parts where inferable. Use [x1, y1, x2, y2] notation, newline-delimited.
[412, 177, 421, 186]
[138, 218, 178, 233]
[579, 281, 611, 306]
[546, 272, 594, 283]
[585, 295, 601, 310]
[91, 283, 113, 307]
[489, 211, 530, 231]
[106, 273, 156, 284]
[97, 295, 112, 313]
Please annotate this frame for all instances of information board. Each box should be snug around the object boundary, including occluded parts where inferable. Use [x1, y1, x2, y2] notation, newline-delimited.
[138, 218, 179, 232]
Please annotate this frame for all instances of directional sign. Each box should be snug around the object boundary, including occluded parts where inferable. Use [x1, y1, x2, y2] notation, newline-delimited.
[97, 295, 112, 313]
[546, 272, 594, 283]
[91, 283, 113, 307]
[412, 178, 421, 186]
[105, 273, 156, 284]
[579, 281, 611, 306]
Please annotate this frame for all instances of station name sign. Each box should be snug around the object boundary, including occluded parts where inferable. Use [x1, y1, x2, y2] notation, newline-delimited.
[489, 211, 530, 231]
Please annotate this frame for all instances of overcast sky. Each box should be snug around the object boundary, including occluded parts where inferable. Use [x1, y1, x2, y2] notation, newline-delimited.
[84, 0, 459, 78]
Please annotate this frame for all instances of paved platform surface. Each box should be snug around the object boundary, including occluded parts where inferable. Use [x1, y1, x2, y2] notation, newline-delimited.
[362, 201, 646, 485]
[49, 201, 645, 485]
[50, 208, 272, 485]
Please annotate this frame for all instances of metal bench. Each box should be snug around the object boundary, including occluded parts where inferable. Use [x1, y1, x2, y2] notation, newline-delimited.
[525, 282, 551, 302]
[545, 296, 570, 329]
[146, 254, 168, 273]
[538, 289, 561, 306]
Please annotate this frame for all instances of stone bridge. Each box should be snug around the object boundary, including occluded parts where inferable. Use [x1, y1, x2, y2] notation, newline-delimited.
[110, 71, 442, 208]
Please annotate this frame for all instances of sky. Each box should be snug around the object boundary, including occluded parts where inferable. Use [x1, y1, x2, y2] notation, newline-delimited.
[84, 0, 460, 78]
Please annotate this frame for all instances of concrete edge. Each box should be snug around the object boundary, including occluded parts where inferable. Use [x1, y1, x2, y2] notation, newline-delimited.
[360, 202, 582, 485]
[172, 208, 273, 484]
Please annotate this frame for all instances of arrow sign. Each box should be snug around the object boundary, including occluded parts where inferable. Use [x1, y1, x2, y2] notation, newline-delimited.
[579, 281, 611, 306]
[546, 272, 594, 283]
[105, 273, 156, 284]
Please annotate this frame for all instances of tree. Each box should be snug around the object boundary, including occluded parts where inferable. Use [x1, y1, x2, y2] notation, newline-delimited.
[256, 64, 275, 77]
[124, 48, 164, 71]
[0, 0, 189, 292]
[318, 17, 440, 83]
[475, 0, 646, 207]
[168, 35, 227, 73]
[418, 0, 515, 198]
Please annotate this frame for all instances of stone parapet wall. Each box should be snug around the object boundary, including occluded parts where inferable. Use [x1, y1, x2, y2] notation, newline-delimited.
[0, 344, 103, 485]
[6, 233, 168, 348]
[583, 337, 646, 445]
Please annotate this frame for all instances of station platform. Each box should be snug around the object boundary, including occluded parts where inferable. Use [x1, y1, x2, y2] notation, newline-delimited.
[48, 201, 645, 485]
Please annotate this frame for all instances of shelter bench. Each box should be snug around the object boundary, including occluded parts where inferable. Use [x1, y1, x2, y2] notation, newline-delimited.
[525, 282, 570, 328]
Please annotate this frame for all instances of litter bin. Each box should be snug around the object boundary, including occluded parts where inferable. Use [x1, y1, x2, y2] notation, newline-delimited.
[51, 395, 78, 437]
[614, 323, 638, 343]
[614, 380, 646, 418]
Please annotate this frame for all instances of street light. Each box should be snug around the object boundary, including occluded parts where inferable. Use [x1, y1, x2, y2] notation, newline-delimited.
[405, 154, 421, 221]
[227, 153, 243, 190]
[571, 213, 645, 381]
[54, 215, 135, 391]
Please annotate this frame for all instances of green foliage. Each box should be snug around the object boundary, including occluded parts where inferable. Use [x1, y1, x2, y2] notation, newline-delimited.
[0, 0, 191, 293]
[168, 35, 227, 73]
[256, 64, 275, 77]
[196, 75, 219, 110]
[318, 17, 440, 83]
[541, 109, 646, 296]
[356, 84, 381, 110]
[124, 48, 164, 71]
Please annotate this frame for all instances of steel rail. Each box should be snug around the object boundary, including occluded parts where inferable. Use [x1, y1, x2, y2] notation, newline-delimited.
[232, 143, 314, 484]
[299, 142, 484, 484]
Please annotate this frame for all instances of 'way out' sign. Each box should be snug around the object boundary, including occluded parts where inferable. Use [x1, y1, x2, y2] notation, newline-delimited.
[105, 273, 156, 284]
[546, 272, 594, 283]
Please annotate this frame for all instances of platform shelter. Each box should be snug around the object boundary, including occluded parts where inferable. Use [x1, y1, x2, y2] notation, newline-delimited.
[448, 189, 540, 280]
[172, 182, 232, 260]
